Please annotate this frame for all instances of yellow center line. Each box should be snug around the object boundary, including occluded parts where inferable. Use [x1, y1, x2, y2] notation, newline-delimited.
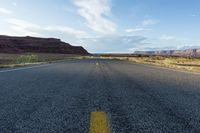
[89, 112, 110, 133]
[96, 62, 99, 66]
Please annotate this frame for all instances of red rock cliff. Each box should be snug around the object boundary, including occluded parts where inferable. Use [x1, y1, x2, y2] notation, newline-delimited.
[0, 35, 89, 55]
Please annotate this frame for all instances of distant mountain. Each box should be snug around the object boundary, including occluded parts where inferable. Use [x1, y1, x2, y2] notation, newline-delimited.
[134, 48, 200, 57]
[0, 35, 89, 55]
[179, 46, 200, 50]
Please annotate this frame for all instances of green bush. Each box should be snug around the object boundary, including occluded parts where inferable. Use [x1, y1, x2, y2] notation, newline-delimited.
[16, 55, 39, 64]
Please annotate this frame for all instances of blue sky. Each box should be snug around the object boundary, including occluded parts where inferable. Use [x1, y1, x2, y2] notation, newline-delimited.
[0, 0, 200, 53]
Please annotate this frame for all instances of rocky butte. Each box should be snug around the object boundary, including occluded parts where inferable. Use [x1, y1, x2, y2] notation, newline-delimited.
[134, 49, 200, 57]
[0, 35, 89, 55]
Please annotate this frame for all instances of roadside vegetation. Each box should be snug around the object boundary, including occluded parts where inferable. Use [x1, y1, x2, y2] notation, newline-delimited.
[0, 53, 86, 68]
[1, 53, 199, 73]
[100, 54, 200, 73]
[16, 55, 39, 64]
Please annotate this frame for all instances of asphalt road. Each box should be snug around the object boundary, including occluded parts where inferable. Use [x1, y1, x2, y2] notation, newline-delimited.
[0, 59, 200, 133]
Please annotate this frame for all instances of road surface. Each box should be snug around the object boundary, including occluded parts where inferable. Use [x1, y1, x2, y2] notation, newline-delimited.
[0, 59, 200, 133]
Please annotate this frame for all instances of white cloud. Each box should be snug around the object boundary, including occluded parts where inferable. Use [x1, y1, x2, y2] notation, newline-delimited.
[191, 14, 199, 17]
[125, 28, 150, 33]
[128, 46, 177, 52]
[8, 18, 40, 30]
[44, 26, 88, 38]
[0, 8, 12, 14]
[191, 14, 197, 17]
[78, 35, 147, 52]
[160, 35, 175, 40]
[10, 25, 41, 36]
[6, 18, 88, 38]
[142, 19, 159, 26]
[12, 2, 17, 7]
[7, 18, 41, 36]
[73, 0, 116, 34]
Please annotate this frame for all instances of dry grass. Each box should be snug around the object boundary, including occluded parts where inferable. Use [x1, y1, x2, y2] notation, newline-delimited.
[100, 55, 200, 73]
[0, 53, 87, 68]
[2, 53, 199, 73]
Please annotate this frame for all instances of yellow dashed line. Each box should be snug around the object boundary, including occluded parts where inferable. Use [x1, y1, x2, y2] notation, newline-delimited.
[89, 112, 110, 133]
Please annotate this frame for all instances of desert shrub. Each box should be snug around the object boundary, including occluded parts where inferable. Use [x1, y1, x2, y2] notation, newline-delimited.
[152, 56, 165, 60]
[16, 54, 39, 64]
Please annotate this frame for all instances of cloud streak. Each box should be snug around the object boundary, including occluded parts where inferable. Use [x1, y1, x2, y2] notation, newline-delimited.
[12, 2, 17, 7]
[0, 8, 12, 14]
[6, 18, 88, 38]
[79, 35, 147, 52]
[142, 19, 159, 26]
[125, 28, 151, 33]
[160, 35, 175, 40]
[74, 0, 116, 34]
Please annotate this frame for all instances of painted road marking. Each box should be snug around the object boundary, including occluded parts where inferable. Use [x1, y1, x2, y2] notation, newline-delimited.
[96, 62, 99, 66]
[89, 112, 110, 133]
